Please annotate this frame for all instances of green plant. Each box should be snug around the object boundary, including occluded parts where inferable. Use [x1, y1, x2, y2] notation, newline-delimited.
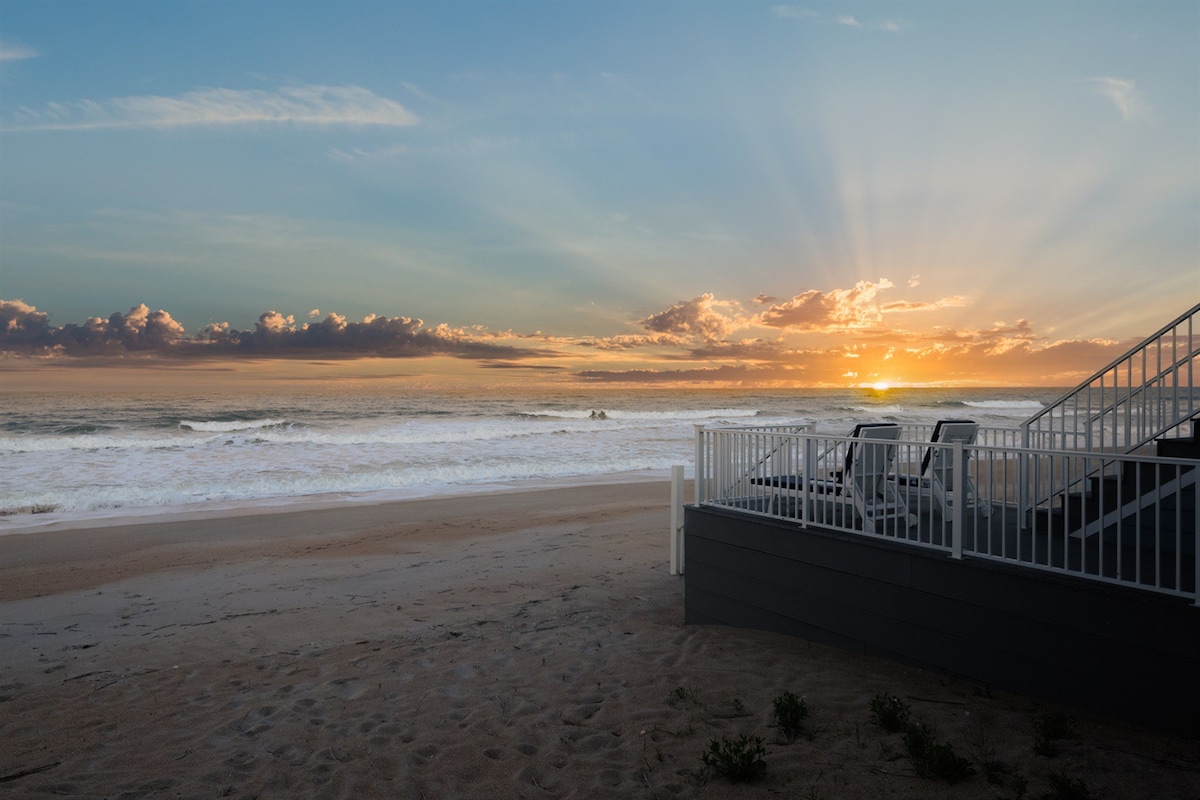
[1043, 772, 1091, 800]
[970, 734, 1012, 785]
[701, 734, 768, 783]
[772, 691, 810, 741]
[902, 722, 975, 784]
[1033, 711, 1078, 757]
[870, 692, 911, 733]
[669, 685, 701, 708]
[980, 756, 1014, 785]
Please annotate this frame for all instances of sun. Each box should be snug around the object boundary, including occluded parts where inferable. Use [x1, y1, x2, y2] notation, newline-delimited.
[871, 381, 891, 391]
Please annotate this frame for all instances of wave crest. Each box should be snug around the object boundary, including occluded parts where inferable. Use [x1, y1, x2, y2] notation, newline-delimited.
[179, 418, 288, 433]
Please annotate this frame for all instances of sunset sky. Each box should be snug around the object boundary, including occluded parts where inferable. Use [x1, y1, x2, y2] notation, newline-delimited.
[2, 1, 1197, 389]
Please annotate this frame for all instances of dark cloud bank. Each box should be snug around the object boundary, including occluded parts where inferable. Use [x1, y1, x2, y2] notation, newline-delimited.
[0, 300, 537, 361]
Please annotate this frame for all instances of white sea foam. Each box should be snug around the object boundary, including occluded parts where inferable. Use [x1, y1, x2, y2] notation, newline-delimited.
[523, 408, 758, 421]
[962, 400, 1044, 409]
[0, 387, 1062, 527]
[179, 418, 288, 432]
[961, 399, 1045, 415]
[851, 405, 905, 414]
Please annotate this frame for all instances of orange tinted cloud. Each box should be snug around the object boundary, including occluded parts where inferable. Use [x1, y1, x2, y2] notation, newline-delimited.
[757, 279, 895, 330]
[639, 293, 742, 341]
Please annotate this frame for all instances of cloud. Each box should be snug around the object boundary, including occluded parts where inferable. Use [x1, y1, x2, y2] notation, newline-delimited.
[1086, 77, 1146, 121]
[1, 299, 51, 337]
[757, 279, 896, 330]
[639, 294, 741, 342]
[2, 296, 1153, 388]
[771, 5, 818, 21]
[880, 296, 966, 313]
[578, 364, 775, 385]
[0, 40, 38, 61]
[0, 300, 544, 361]
[1, 301, 184, 355]
[3, 84, 419, 132]
[773, 6, 901, 32]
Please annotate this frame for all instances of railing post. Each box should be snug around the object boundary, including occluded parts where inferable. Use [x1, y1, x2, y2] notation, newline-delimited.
[670, 464, 685, 576]
[694, 426, 704, 505]
[803, 436, 816, 529]
[951, 440, 964, 559]
[1018, 424, 1030, 526]
[1194, 475, 1199, 608]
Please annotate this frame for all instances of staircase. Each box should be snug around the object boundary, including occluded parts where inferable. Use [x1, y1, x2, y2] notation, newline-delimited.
[1022, 302, 1199, 454]
[1021, 302, 1200, 541]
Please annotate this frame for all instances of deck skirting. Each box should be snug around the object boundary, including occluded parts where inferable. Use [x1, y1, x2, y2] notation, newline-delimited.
[684, 505, 1200, 737]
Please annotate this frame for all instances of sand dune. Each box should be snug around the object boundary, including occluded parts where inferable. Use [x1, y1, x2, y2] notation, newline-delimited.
[2, 482, 1196, 798]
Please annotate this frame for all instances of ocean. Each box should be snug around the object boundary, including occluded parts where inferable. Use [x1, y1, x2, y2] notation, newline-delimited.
[0, 386, 1059, 531]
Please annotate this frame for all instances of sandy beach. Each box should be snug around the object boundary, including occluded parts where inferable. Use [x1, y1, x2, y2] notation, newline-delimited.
[1, 481, 1196, 799]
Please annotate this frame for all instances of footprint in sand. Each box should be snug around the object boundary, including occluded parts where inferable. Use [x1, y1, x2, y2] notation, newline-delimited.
[326, 677, 366, 700]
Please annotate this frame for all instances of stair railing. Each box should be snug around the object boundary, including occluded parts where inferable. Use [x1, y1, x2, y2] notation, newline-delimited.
[1023, 302, 1199, 455]
[1020, 302, 1199, 513]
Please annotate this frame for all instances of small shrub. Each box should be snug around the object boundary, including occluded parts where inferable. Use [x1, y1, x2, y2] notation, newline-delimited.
[971, 734, 1013, 786]
[1044, 771, 1091, 800]
[1033, 711, 1078, 757]
[870, 692, 911, 733]
[701, 734, 768, 783]
[980, 756, 1014, 785]
[669, 685, 701, 708]
[772, 691, 810, 741]
[902, 722, 975, 784]
[1037, 711, 1077, 739]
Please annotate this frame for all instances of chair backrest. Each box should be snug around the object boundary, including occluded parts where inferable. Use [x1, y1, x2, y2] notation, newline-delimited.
[921, 419, 978, 475]
[844, 423, 902, 479]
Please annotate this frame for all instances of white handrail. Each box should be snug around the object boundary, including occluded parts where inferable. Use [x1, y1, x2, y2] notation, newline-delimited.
[1023, 302, 1199, 455]
[693, 425, 1198, 605]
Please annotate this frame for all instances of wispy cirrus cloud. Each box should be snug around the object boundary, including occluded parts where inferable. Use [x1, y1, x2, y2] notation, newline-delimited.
[772, 5, 902, 32]
[3, 84, 419, 132]
[771, 5, 818, 21]
[0, 40, 38, 61]
[1086, 77, 1147, 122]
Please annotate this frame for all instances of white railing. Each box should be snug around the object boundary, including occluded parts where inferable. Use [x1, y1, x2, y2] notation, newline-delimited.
[695, 425, 1199, 605]
[1022, 302, 1200, 454]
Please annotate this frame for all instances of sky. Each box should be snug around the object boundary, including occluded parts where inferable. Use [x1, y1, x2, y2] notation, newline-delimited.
[1, 0, 1197, 389]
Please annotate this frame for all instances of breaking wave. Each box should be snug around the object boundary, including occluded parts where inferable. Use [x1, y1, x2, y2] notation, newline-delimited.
[179, 418, 289, 433]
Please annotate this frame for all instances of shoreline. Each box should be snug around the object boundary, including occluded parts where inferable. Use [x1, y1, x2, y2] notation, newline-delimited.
[2, 480, 1196, 798]
[0, 468, 682, 537]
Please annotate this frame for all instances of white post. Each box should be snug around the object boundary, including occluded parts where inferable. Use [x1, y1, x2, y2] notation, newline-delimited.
[1018, 424, 1030, 526]
[951, 440, 964, 559]
[671, 464, 685, 575]
[1194, 475, 1199, 608]
[803, 436, 816, 528]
